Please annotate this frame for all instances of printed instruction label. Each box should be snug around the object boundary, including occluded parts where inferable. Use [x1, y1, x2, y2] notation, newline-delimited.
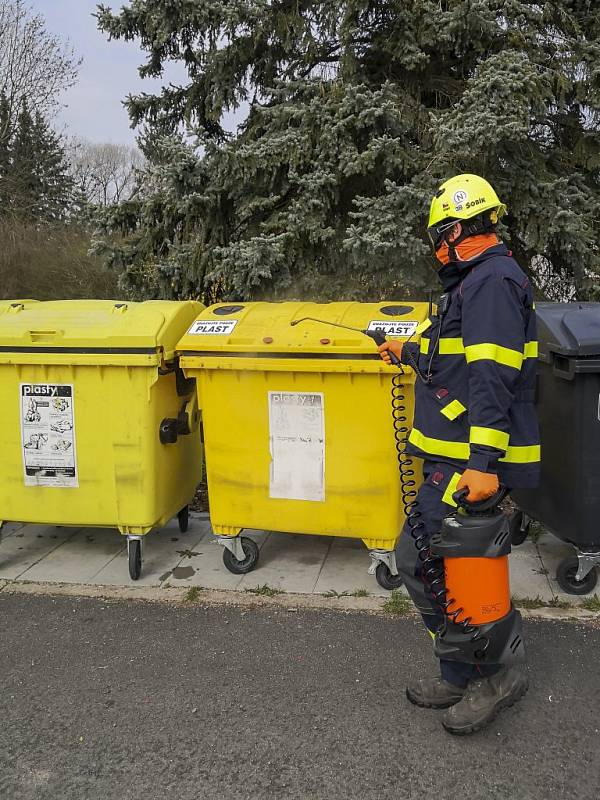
[187, 319, 238, 336]
[268, 392, 325, 502]
[20, 383, 78, 488]
[367, 320, 419, 337]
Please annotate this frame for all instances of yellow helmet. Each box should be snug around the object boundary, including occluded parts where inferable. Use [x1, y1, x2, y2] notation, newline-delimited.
[428, 173, 507, 229]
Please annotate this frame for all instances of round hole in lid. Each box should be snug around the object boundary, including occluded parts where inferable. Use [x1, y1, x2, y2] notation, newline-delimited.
[379, 304, 414, 316]
[213, 305, 244, 315]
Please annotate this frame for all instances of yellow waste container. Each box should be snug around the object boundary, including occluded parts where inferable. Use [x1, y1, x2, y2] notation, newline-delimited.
[0, 299, 204, 580]
[177, 301, 429, 589]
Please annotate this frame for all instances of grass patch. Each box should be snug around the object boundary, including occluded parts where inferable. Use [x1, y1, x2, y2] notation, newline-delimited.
[183, 586, 203, 603]
[244, 584, 282, 597]
[514, 595, 545, 609]
[323, 589, 350, 598]
[514, 595, 573, 610]
[548, 596, 572, 609]
[581, 594, 600, 612]
[351, 588, 370, 598]
[528, 521, 545, 544]
[382, 590, 410, 616]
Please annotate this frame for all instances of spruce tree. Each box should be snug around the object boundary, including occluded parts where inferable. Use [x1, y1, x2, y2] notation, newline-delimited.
[8, 100, 73, 222]
[96, 1, 600, 302]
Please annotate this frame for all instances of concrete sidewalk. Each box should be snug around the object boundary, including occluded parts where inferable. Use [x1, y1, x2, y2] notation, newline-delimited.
[0, 513, 590, 607]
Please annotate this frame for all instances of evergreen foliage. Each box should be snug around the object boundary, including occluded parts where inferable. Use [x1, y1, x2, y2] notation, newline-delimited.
[0, 93, 75, 223]
[96, 1, 600, 302]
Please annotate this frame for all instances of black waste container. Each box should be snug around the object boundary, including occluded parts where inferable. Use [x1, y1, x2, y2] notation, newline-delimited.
[512, 302, 600, 595]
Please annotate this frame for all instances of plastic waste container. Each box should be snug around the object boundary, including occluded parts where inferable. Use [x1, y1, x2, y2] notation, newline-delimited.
[512, 301, 600, 594]
[0, 299, 204, 580]
[177, 300, 429, 588]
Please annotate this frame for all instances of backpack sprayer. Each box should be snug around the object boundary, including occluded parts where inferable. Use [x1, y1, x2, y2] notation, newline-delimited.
[429, 487, 524, 664]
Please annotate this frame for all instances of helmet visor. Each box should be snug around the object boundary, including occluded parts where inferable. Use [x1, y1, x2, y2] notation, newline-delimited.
[427, 218, 458, 251]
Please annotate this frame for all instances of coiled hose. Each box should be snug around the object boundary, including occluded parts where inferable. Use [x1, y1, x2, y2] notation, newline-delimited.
[391, 371, 490, 659]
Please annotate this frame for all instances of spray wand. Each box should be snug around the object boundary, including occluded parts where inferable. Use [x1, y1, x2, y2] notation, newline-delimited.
[290, 317, 402, 367]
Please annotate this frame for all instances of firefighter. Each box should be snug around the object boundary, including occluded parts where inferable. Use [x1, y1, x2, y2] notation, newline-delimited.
[379, 174, 539, 735]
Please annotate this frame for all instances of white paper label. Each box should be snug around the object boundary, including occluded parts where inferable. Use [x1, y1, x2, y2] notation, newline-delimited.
[367, 320, 419, 337]
[268, 392, 325, 502]
[20, 383, 78, 488]
[187, 319, 238, 335]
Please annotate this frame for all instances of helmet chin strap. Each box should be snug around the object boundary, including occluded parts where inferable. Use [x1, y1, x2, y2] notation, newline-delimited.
[442, 212, 497, 260]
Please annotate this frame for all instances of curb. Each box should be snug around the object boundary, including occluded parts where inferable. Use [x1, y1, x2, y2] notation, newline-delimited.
[1, 579, 599, 623]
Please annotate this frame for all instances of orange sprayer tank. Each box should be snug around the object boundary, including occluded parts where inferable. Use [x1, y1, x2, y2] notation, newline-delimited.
[430, 492, 525, 665]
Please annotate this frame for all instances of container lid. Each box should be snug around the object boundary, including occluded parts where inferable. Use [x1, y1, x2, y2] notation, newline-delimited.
[0, 299, 204, 362]
[536, 302, 600, 358]
[177, 301, 430, 371]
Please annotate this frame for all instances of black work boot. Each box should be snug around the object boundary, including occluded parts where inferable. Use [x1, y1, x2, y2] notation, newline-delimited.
[442, 667, 528, 735]
[406, 676, 466, 709]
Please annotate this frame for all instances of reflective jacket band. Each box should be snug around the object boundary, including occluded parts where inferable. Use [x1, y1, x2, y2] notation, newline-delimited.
[442, 471, 463, 507]
[409, 429, 470, 460]
[465, 343, 524, 370]
[423, 338, 538, 363]
[469, 425, 510, 451]
[499, 444, 541, 463]
[420, 337, 465, 356]
[441, 399, 467, 421]
[409, 428, 541, 464]
[523, 341, 538, 359]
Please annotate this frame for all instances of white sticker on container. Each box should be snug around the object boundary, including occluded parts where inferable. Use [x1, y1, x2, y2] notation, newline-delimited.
[20, 383, 78, 488]
[367, 320, 419, 337]
[268, 392, 325, 502]
[187, 319, 238, 335]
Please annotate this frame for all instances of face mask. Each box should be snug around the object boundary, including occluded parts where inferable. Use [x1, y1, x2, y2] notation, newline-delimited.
[435, 233, 499, 265]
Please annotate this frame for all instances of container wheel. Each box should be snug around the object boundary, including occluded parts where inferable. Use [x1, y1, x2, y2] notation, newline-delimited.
[509, 510, 530, 547]
[178, 506, 189, 533]
[128, 539, 142, 581]
[556, 556, 598, 595]
[375, 562, 404, 590]
[222, 537, 259, 575]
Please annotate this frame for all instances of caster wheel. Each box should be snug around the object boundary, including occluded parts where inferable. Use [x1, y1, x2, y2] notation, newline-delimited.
[222, 536, 259, 575]
[509, 510, 530, 546]
[556, 556, 598, 595]
[375, 562, 404, 590]
[128, 539, 142, 581]
[178, 506, 189, 533]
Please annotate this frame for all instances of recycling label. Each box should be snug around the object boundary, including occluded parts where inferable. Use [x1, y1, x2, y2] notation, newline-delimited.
[367, 320, 419, 337]
[20, 383, 78, 488]
[187, 319, 238, 335]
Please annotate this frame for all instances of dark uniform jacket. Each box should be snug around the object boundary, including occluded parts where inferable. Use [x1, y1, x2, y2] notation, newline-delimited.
[401, 243, 540, 496]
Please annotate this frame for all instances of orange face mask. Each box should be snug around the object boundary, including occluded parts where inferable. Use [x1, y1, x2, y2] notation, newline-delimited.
[436, 233, 499, 265]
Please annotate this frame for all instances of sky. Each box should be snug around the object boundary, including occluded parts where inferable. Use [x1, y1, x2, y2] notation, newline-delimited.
[32, 0, 188, 145]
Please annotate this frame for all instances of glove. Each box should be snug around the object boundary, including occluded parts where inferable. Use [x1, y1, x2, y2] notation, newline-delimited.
[456, 469, 499, 503]
[378, 340, 403, 365]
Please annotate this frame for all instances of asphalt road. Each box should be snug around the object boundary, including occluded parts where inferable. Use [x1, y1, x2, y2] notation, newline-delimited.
[0, 594, 598, 800]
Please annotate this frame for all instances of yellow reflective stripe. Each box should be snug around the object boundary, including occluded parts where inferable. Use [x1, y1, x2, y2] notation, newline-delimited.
[438, 337, 465, 355]
[440, 399, 467, 421]
[408, 428, 470, 460]
[427, 629, 436, 641]
[410, 428, 540, 464]
[420, 337, 464, 356]
[523, 341, 538, 359]
[465, 343, 523, 370]
[499, 445, 541, 464]
[416, 319, 433, 335]
[442, 471, 462, 507]
[470, 426, 510, 451]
